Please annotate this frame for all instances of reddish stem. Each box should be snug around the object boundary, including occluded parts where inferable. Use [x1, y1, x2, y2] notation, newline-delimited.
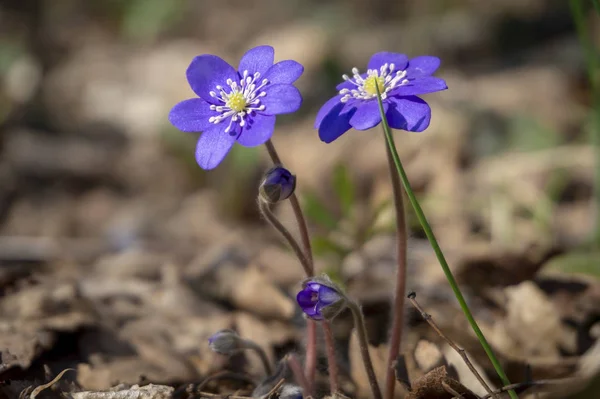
[322, 321, 340, 394]
[383, 143, 408, 399]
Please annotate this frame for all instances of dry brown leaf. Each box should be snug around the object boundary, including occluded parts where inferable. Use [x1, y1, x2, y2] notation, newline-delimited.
[189, 262, 295, 320]
[406, 366, 479, 399]
[0, 329, 55, 374]
[414, 340, 445, 373]
[441, 345, 495, 397]
[491, 281, 565, 359]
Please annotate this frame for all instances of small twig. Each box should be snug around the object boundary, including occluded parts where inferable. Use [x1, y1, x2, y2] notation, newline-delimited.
[197, 378, 285, 399]
[197, 393, 252, 399]
[407, 292, 498, 399]
[481, 379, 571, 399]
[29, 368, 74, 399]
[265, 378, 286, 398]
[442, 381, 465, 399]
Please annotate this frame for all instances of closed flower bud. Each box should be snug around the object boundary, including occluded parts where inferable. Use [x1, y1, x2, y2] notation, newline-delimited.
[259, 166, 296, 203]
[296, 275, 347, 321]
[208, 329, 242, 355]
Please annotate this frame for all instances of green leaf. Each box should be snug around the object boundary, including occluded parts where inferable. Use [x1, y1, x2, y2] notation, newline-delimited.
[539, 252, 600, 279]
[303, 191, 338, 230]
[507, 115, 560, 151]
[332, 163, 355, 217]
[311, 235, 348, 258]
[121, 0, 183, 42]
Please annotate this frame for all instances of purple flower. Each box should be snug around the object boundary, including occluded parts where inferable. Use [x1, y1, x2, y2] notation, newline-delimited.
[169, 45, 304, 170]
[260, 166, 296, 203]
[315, 52, 447, 143]
[296, 280, 345, 320]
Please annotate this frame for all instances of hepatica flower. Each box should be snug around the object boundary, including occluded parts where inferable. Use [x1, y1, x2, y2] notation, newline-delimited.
[315, 52, 447, 143]
[296, 279, 346, 320]
[169, 46, 303, 169]
[259, 166, 296, 203]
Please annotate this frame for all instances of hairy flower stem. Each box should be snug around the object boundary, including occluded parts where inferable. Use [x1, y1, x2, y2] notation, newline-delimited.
[263, 139, 339, 395]
[258, 199, 312, 277]
[305, 319, 317, 395]
[322, 321, 340, 395]
[286, 353, 312, 395]
[374, 88, 518, 399]
[383, 143, 408, 399]
[348, 300, 382, 399]
[257, 198, 317, 394]
[264, 140, 315, 270]
[242, 339, 274, 376]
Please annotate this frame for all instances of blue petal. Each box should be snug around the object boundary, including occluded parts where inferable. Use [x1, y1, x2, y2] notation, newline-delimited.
[315, 95, 343, 129]
[306, 282, 321, 292]
[297, 288, 317, 309]
[239, 45, 274, 77]
[195, 123, 236, 170]
[336, 81, 354, 91]
[406, 56, 441, 78]
[187, 55, 237, 104]
[261, 84, 302, 115]
[368, 52, 408, 71]
[349, 101, 387, 131]
[236, 114, 276, 147]
[305, 304, 323, 320]
[318, 101, 356, 143]
[390, 77, 447, 97]
[168, 98, 216, 132]
[386, 96, 431, 132]
[317, 285, 341, 306]
[263, 60, 304, 84]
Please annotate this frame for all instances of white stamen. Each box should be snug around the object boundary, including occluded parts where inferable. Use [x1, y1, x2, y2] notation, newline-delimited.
[207, 70, 270, 129]
[338, 63, 410, 103]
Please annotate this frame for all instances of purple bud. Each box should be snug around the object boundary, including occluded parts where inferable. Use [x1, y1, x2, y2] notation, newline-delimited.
[296, 276, 346, 320]
[260, 166, 296, 203]
[208, 329, 241, 354]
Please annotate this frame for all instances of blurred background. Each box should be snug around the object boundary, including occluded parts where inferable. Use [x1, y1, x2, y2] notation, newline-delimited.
[0, 0, 599, 398]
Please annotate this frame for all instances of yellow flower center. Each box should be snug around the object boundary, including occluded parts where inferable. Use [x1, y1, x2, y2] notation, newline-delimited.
[363, 76, 385, 96]
[226, 92, 247, 112]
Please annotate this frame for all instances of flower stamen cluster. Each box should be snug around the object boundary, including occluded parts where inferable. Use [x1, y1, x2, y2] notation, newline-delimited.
[208, 71, 269, 133]
[340, 63, 408, 103]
